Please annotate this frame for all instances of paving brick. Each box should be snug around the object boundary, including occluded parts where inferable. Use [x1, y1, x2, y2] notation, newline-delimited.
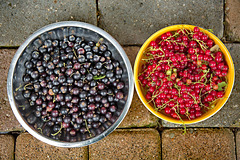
[119, 47, 158, 128]
[123, 46, 140, 67]
[0, 0, 97, 46]
[226, 44, 240, 94]
[162, 129, 235, 160]
[0, 134, 15, 160]
[89, 129, 161, 160]
[225, 0, 240, 41]
[98, 0, 224, 45]
[118, 91, 158, 128]
[15, 132, 88, 159]
[0, 49, 23, 132]
[162, 44, 240, 127]
[236, 131, 240, 160]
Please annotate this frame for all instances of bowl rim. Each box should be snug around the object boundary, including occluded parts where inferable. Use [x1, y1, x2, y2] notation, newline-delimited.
[134, 24, 235, 125]
[7, 21, 134, 147]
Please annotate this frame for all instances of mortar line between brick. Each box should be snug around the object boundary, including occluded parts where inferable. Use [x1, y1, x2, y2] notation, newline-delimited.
[222, 0, 226, 41]
[0, 46, 19, 49]
[233, 130, 238, 160]
[122, 44, 142, 47]
[159, 130, 162, 160]
[117, 127, 157, 130]
[96, 0, 99, 27]
[87, 145, 90, 160]
[11, 133, 19, 160]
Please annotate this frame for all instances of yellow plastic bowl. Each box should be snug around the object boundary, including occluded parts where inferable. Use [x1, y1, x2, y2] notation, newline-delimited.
[134, 24, 235, 124]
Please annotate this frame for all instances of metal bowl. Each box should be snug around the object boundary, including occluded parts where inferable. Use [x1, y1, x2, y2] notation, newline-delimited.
[7, 21, 134, 147]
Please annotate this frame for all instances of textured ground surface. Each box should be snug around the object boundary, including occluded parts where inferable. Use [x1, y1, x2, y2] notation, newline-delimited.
[0, 0, 239, 159]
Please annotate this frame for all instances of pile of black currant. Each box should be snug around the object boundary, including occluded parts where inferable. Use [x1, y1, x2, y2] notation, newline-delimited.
[20, 35, 125, 141]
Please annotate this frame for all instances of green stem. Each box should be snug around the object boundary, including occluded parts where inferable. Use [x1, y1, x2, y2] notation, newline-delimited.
[93, 75, 106, 80]
[15, 84, 23, 91]
[84, 119, 92, 137]
[18, 105, 25, 110]
[24, 83, 32, 90]
[173, 108, 187, 135]
[51, 122, 63, 136]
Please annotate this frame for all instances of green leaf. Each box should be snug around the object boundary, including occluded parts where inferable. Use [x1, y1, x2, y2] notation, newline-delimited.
[218, 82, 227, 91]
[93, 75, 106, 80]
[206, 29, 214, 33]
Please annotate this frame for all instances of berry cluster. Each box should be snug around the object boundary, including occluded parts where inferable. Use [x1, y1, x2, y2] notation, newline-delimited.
[138, 27, 228, 121]
[18, 35, 125, 141]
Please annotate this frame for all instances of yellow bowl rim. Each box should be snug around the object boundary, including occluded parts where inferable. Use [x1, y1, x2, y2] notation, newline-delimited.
[134, 24, 235, 124]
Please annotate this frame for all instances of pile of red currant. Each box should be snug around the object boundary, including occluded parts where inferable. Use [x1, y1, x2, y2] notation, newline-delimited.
[138, 27, 228, 121]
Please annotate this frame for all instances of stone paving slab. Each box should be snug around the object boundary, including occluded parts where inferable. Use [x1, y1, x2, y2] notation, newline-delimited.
[236, 131, 240, 160]
[225, 0, 240, 41]
[119, 47, 158, 128]
[98, 0, 224, 45]
[89, 129, 161, 159]
[123, 46, 140, 68]
[0, 134, 15, 160]
[15, 132, 88, 159]
[118, 92, 158, 128]
[0, 49, 23, 132]
[0, 0, 97, 46]
[162, 129, 235, 160]
[162, 44, 240, 127]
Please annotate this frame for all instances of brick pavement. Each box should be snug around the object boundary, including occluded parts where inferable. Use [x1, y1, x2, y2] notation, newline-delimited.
[225, 0, 240, 41]
[0, 135, 15, 160]
[0, 49, 23, 132]
[162, 129, 235, 160]
[0, 0, 240, 159]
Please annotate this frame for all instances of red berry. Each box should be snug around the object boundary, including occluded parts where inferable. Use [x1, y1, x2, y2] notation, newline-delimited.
[161, 34, 168, 40]
[145, 93, 152, 100]
[188, 48, 194, 54]
[201, 64, 207, 70]
[206, 39, 214, 47]
[182, 36, 188, 41]
[195, 111, 202, 117]
[193, 27, 200, 33]
[150, 41, 157, 46]
[180, 108, 186, 115]
[217, 63, 224, 70]
[166, 32, 172, 37]
[148, 65, 153, 71]
[189, 41, 197, 48]
[201, 35, 208, 41]
[221, 71, 227, 77]
[217, 91, 224, 98]
[171, 112, 178, 119]
[209, 61, 216, 68]
[165, 107, 171, 114]
[215, 51, 222, 57]
[222, 65, 228, 71]
[190, 113, 196, 119]
[215, 56, 222, 63]
[205, 50, 211, 56]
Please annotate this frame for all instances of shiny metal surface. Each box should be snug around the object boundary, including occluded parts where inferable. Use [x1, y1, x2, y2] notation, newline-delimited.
[7, 21, 134, 147]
